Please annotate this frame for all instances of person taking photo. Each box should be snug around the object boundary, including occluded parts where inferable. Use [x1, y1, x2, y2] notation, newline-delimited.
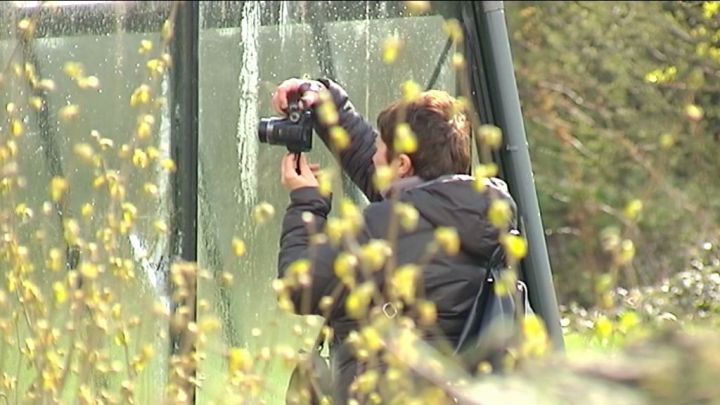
[271, 78, 517, 403]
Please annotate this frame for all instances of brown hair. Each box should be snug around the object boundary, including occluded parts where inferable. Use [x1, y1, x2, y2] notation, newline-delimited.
[377, 90, 471, 180]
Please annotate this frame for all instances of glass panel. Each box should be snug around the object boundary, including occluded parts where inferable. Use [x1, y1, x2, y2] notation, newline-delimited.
[0, 3, 172, 403]
[197, 1, 460, 403]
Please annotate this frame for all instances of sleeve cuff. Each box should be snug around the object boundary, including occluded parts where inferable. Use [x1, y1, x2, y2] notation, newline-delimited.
[289, 187, 332, 211]
[316, 78, 349, 110]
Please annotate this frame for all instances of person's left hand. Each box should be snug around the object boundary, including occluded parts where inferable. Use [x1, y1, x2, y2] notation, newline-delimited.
[281, 153, 319, 191]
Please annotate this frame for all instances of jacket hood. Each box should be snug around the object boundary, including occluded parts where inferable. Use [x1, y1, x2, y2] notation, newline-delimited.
[400, 176, 517, 259]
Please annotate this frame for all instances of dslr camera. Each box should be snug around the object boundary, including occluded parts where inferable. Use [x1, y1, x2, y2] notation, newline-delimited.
[258, 100, 313, 153]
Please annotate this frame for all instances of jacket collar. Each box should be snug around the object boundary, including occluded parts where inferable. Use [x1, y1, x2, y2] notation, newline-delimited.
[382, 174, 474, 199]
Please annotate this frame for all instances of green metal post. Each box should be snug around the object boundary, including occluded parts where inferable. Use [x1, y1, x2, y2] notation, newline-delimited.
[169, 1, 200, 401]
[470, 1, 565, 350]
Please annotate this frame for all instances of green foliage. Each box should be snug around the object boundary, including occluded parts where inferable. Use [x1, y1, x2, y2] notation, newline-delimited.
[506, 1, 720, 305]
[562, 241, 720, 351]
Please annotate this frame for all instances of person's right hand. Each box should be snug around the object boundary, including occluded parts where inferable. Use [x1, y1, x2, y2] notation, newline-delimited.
[281, 153, 319, 192]
[271, 78, 327, 115]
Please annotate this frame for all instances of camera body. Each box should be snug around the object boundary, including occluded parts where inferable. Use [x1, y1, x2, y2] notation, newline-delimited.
[258, 102, 313, 153]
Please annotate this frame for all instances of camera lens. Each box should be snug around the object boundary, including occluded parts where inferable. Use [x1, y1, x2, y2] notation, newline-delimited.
[258, 119, 270, 143]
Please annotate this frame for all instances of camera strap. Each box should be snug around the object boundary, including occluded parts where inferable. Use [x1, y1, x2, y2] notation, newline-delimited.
[294, 152, 302, 175]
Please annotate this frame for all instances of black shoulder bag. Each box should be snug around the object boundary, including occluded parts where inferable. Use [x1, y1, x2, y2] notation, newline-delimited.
[453, 236, 532, 373]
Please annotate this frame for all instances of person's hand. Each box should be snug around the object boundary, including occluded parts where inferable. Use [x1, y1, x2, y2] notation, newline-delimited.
[281, 153, 319, 191]
[308, 163, 321, 177]
[272, 78, 327, 115]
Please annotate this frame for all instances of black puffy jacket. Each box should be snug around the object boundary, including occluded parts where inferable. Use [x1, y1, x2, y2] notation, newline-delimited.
[277, 79, 517, 403]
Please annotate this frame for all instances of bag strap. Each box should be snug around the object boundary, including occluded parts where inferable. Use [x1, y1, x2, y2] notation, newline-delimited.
[486, 243, 507, 279]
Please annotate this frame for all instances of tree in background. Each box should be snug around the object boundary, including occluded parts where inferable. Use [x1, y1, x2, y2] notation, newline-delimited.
[506, 1, 720, 307]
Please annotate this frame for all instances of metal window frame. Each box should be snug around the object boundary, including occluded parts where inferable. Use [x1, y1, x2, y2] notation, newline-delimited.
[168, 1, 199, 402]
